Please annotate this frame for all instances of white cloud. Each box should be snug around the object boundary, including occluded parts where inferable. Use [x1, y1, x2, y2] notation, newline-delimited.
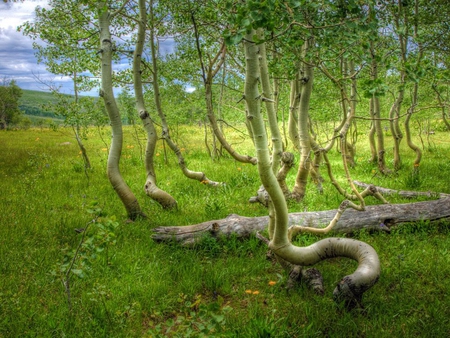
[0, 1, 85, 94]
[0, 1, 48, 29]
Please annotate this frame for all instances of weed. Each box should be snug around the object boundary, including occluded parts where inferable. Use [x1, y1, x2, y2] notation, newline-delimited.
[146, 293, 232, 337]
[1, 127, 450, 337]
[50, 202, 119, 311]
[403, 168, 422, 189]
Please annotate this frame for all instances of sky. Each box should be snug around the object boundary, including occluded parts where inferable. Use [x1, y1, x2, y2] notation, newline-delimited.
[0, 1, 177, 96]
[0, 1, 76, 93]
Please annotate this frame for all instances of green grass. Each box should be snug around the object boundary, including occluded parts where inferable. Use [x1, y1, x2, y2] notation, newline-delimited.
[0, 125, 450, 337]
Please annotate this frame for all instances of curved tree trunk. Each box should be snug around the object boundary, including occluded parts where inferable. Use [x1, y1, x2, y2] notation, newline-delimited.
[404, 84, 422, 169]
[190, 14, 257, 166]
[134, 0, 176, 209]
[73, 126, 91, 170]
[388, 80, 404, 171]
[243, 30, 379, 307]
[205, 81, 257, 165]
[433, 84, 450, 131]
[292, 38, 314, 201]
[287, 75, 301, 151]
[368, 34, 388, 174]
[368, 99, 377, 164]
[257, 28, 283, 174]
[149, 3, 221, 186]
[72, 71, 91, 170]
[98, 4, 143, 220]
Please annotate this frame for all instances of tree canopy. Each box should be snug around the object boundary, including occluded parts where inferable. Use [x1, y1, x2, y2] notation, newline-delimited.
[0, 79, 22, 129]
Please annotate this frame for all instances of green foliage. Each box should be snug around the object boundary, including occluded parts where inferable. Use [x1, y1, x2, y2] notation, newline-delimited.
[0, 124, 450, 336]
[403, 168, 422, 189]
[147, 293, 232, 337]
[0, 79, 23, 129]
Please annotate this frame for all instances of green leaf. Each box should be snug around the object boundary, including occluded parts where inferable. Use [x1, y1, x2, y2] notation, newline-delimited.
[71, 269, 84, 278]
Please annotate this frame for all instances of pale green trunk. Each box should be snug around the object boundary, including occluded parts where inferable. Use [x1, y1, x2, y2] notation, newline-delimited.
[370, 43, 387, 174]
[257, 28, 283, 174]
[205, 81, 257, 165]
[388, 77, 404, 171]
[98, 5, 143, 220]
[190, 12, 256, 165]
[404, 82, 422, 168]
[149, 3, 220, 186]
[287, 76, 300, 151]
[404, 0, 422, 169]
[244, 30, 379, 308]
[134, 0, 176, 209]
[368, 100, 377, 163]
[292, 38, 314, 201]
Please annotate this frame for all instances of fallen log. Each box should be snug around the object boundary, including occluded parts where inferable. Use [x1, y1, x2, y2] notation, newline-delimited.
[152, 197, 450, 246]
[353, 181, 450, 199]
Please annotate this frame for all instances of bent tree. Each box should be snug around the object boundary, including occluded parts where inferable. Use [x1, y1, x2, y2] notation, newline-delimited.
[133, 0, 177, 209]
[243, 29, 380, 308]
[21, 0, 144, 220]
[97, 1, 144, 219]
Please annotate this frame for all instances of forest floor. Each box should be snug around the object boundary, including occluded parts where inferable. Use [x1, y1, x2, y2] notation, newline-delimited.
[1, 125, 449, 337]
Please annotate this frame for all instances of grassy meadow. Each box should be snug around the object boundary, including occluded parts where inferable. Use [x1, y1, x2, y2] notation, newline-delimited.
[1, 123, 450, 337]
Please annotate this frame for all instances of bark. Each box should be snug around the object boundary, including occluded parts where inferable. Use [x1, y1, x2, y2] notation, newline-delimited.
[134, 0, 176, 209]
[369, 39, 388, 174]
[404, 84, 422, 169]
[277, 151, 295, 198]
[72, 72, 91, 170]
[205, 77, 257, 165]
[191, 14, 257, 165]
[353, 181, 450, 199]
[98, 4, 143, 220]
[257, 28, 283, 174]
[310, 139, 324, 194]
[390, 1, 408, 171]
[243, 30, 379, 306]
[368, 121, 377, 163]
[287, 75, 301, 151]
[292, 38, 314, 201]
[433, 85, 450, 131]
[340, 59, 357, 168]
[152, 197, 450, 246]
[149, 4, 221, 187]
[388, 83, 404, 171]
[73, 126, 91, 170]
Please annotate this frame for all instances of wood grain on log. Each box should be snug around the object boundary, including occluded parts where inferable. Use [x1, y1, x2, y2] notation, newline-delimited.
[152, 197, 450, 246]
[353, 181, 450, 199]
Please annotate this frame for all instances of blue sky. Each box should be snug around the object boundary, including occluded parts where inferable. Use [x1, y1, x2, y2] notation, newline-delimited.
[0, 1, 177, 96]
[0, 1, 84, 94]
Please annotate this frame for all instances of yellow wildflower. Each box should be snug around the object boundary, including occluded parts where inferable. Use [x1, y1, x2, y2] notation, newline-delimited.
[268, 281, 277, 286]
[252, 291, 260, 295]
[245, 290, 252, 294]
[156, 153, 160, 156]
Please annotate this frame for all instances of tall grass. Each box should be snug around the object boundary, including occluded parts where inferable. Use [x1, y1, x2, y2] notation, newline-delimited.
[0, 125, 449, 337]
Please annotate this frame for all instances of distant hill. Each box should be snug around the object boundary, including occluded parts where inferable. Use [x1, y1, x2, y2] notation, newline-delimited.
[19, 89, 63, 119]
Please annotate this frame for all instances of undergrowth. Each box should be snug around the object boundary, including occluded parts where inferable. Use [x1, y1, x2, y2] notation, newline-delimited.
[0, 126, 449, 337]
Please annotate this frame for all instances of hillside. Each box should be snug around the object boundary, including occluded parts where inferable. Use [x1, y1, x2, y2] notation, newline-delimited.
[19, 89, 62, 119]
